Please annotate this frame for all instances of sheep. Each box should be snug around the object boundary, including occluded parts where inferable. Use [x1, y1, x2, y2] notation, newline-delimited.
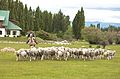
[15, 49, 29, 61]
[29, 46, 39, 61]
[103, 50, 115, 60]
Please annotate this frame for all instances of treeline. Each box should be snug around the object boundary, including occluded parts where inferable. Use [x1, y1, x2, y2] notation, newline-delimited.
[90, 23, 120, 31]
[0, 0, 70, 38]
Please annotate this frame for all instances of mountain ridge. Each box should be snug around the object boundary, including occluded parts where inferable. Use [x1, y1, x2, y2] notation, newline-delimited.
[85, 21, 120, 28]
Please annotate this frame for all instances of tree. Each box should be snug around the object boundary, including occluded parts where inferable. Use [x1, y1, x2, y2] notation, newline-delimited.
[80, 7, 85, 29]
[72, 7, 85, 39]
[28, 7, 34, 31]
[97, 23, 100, 29]
[0, 0, 8, 10]
[42, 10, 49, 32]
[24, 4, 29, 32]
[52, 10, 70, 37]
[34, 6, 44, 32]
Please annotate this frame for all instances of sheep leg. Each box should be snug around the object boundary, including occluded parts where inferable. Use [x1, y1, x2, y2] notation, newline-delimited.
[41, 55, 44, 60]
[16, 56, 19, 61]
[30, 57, 32, 61]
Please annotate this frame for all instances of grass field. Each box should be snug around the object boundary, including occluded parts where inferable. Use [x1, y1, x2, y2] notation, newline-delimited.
[0, 42, 120, 79]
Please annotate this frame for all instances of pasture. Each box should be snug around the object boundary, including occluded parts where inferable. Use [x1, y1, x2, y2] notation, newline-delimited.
[0, 42, 120, 79]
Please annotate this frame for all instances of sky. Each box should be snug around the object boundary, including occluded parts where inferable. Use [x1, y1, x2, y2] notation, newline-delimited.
[20, 0, 120, 23]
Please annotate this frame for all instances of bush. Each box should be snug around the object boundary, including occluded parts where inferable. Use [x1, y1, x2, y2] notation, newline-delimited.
[96, 45, 101, 48]
[81, 27, 102, 44]
[82, 27, 116, 45]
[63, 26, 73, 41]
[36, 30, 57, 40]
[115, 32, 120, 44]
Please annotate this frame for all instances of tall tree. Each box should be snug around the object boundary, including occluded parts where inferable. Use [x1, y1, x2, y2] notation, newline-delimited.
[47, 12, 53, 33]
[80, 7, 85, 29]
[34, 6, 40, 32]
[42, 10, 49, 32]
[24, 4, 29, 32]
[72, 7, 85, 39]
[17, 1, 25, 35]
[28, 7, 34, 31]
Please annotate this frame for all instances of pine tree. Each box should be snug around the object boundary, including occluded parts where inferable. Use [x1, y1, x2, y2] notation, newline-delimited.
[34, 6, 41, 31]
[24, 4, 29, 32]
[42, 10, 49, 32]
[47, 12, 53, 33]
[17, 1, 25, 35]
[28, 7, 34, 31]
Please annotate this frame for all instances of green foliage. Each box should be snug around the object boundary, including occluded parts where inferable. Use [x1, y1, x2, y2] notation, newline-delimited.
[52, 10, 70, 34]
[115, 31, 120, 44]
[82, 27, 101, 44]
[82, 27, 118, 45]
[36, 30, 57, 40]
[63, 26, 73, 41]
[72, 7, 85, 39]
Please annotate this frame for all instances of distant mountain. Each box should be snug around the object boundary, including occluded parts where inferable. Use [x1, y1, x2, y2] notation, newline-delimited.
[85, 21, 120, 28]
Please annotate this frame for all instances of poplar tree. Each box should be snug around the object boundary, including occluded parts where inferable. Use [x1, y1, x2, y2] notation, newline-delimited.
[72, 7, 85, 39]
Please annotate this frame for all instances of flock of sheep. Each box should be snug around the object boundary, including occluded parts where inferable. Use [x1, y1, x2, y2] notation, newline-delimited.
[15, 46, 116, 61]
[0, 47, 16, 52]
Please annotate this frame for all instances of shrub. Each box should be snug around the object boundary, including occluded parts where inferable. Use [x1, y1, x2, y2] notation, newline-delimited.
[36, 30, 57, 40]
[63, 26, 73, 41]
[82, 27, 117, 45]
[81, 27, 102, 44]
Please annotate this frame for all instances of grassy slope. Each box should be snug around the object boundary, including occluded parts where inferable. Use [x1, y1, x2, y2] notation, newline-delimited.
[0, 42, 120, 79]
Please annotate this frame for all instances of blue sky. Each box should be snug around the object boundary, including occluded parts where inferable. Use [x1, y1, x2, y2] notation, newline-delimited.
[20, 0, 120, 23]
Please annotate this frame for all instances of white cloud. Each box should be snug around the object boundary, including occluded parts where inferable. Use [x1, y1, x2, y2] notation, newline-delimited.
[20, 0, 120, 23]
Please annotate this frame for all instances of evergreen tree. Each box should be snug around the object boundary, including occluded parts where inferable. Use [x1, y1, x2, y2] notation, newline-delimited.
[47, 12, 53, 33]
[80, 7, 85, 29]
[72, 7, 85, 39]
[42, 10, 49, 32]
[24, 4, 29, 32]
[52, 10, 70, 33]
[34, 6, 41, 31]
[28, 7, 34, 31]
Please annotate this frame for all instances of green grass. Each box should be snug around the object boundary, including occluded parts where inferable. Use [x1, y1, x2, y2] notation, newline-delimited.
[0, 42, 120, 79]
[0, 37, 43, 43]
